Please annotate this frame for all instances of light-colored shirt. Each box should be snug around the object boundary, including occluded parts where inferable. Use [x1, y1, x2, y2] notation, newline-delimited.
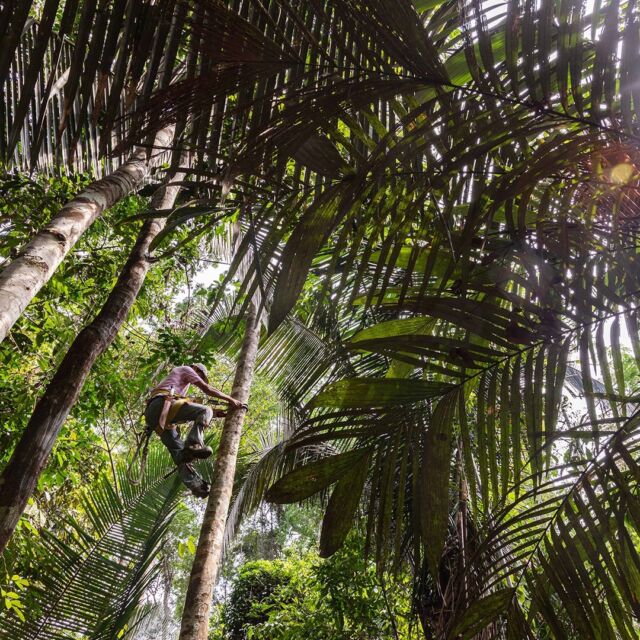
[155, 365, 209, 397]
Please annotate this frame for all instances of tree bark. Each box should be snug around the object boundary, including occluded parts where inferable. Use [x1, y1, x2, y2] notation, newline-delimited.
[0, 126, 174, 344]
[179, 306, 260, 640]
[0, 166, 184, 554]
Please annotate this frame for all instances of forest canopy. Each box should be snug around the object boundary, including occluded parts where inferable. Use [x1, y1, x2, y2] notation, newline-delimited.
[1, 0, 640, 638]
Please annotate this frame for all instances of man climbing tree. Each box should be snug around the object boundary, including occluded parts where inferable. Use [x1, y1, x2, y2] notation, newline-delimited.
[145, 364, 244, 497]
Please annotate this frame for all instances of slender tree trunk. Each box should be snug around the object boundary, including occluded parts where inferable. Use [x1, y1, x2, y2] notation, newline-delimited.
[179, 306, 260, 640]
[162, 552, 174, 640]
[0, 126, 174, 344]
[0, 167, 184, 554]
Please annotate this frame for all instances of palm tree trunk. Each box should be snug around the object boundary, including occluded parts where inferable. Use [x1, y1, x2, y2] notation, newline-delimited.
[179, 305, 260, 640]
[0, 126, 174, 344]
[0, 168, 184, 554]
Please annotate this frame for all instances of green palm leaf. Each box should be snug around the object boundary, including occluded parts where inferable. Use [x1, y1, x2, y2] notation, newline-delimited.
[0, 447, 182, 639]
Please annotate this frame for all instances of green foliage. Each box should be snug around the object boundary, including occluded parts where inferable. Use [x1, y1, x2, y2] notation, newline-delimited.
[0, 574, 29, 623]
[222, 560, 293, 640]
[0, 173, 152, 530]
[214, 535, 412, 640]
[0, 448, 182, 638]
[5, 0, 640, 636]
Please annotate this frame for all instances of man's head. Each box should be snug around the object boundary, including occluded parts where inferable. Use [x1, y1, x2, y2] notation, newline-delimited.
[192, 363, 209, 383]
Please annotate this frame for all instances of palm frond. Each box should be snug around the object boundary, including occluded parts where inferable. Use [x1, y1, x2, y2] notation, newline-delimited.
[1, 1, 187, 174]
[0, 446, 182, 640]
[448, 410, 640, 639]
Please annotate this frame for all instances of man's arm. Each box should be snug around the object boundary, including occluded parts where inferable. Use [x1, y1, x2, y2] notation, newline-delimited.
[188, 371, 244, 408]
[203, 383, 244, 409]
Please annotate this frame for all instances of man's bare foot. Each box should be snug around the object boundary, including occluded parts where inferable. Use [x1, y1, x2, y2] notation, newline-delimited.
[191, 481, 210, 498]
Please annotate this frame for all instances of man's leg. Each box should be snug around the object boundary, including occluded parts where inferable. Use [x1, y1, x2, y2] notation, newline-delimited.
[160, 430, 210, 498]
[171, 402, 214, 457]
[145, 399, 209, 497]
[158, 427, 187, 465]
[177, 463, 210, 498]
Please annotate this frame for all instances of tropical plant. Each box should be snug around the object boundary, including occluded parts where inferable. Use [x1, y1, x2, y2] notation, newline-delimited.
[0, 447, 183, 639]
[3, 0, 640, 638]
[144, 0, 640, 636]
[214, 534, 412, 640]
[181, 305, 261, 640]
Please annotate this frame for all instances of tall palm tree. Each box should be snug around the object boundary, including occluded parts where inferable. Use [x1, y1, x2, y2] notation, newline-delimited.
[179, 304, 261, 640]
